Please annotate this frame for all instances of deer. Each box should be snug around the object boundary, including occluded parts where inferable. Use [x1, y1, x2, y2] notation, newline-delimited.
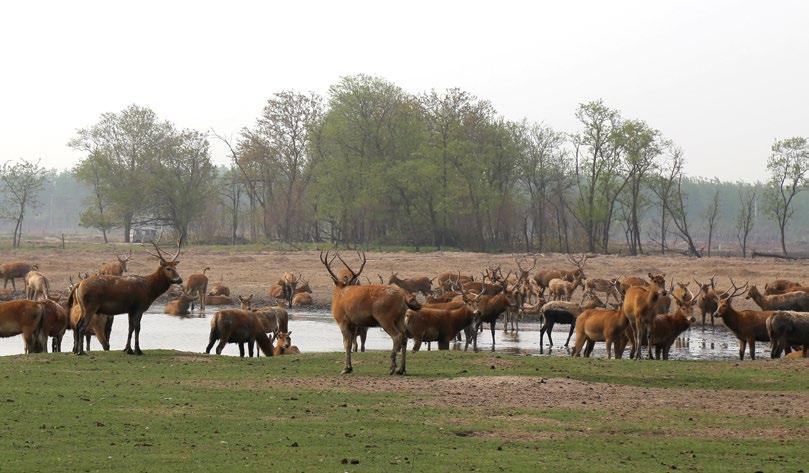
[616, 275, 649, 296]
[405, 290, 481, 351]
[713, 279, 773, 360]
[694, 275, 721, 326]
[41, 297, 69, 352]
[436, 272, 474, 291]
[238, 295, 284, 357]
[622, 293, 697, 360]
[572, 308, 632, 359]
[67, 274, 113, 353]
[24, 270, 50, 300]
[388, 273, 432, 298]
[165, 290, 197, 316]
[292, 292, 313, 307]
[1, 262, 38, 292]
[767, 311, 809, 358]
[273, 332, 300, 355]
[745, 285, 809, 312]
[208, 276, 230, 297]
[621, 274, 666, 360]
[764, 279, 805, 296]
[513, 255, 537, 286]
[99, 249, 132, 276]
[533, 254, 587, 297]
[321, 250, 416, 375]
[183, 267, 210, 311]
[672, 282, 694, 306]
[584, 277, 621, 306]
[538, 290, 605, 353]
[205, 294, 233, 306]
[465, 277, 517, 352]
[548, 272, 584, 301]
[205, 308, 274, 357]
[73, 240, 182, 356]
[0, 299, 47, 353]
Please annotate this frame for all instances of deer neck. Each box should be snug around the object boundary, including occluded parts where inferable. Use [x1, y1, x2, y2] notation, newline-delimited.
[749, 290, 765, 307]
[145, 267, 173, 302]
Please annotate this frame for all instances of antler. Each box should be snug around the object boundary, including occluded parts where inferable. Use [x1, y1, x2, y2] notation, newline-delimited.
[336, 250, 366, 281]
[143, 240, 180, 263]
[514, 254, 537, 274]
[319, 250, 340, 282]
[566, 253, 589, 269]
[724, 278, 748, 300]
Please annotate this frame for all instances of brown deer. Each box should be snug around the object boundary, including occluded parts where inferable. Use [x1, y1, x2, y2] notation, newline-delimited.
[713, 280, 773, 360]
[24, 270, 50, 300]
[513, 255, 537, 285]
[746, 285, 809, 311]
[616, 275, 649, 296]
[1, 262, 38, 292]
[321, 250, 416, 375]
[672, 282, 694, 306]
[767, 311, 809, 358]
[238, 295, 283, 357]
[208, 276, 230, 297]
[205, 308, 274, 357]
[205, 294, 233, 306]
[0, 299, 46, 353]
[436, 272, 474, 291]
[621, 276, 666, 360]
[584, 277, 621, 305]
[548, 272, 584, 301]
[292, 292, 313, 307]
[572, 308, 632, 359]
[538, 291, 605, 353]
[764, 279, 804, 296]
[388, 273, 432, 297]
[622, 294, 697, 360]
[533, 254, 587, 297]
[273, 332, 300, 355]
[465, 279, 517, 352]
[183, 267, 210, 311]
[405, 291, 481, 351]
[99, 249, 132, 276]
[165, 291, 197, 316]
[42, 297, 69, 352]
[694, 276, 720, 326]
[73, 240, 182, 355]
[67, 274, 113, 353]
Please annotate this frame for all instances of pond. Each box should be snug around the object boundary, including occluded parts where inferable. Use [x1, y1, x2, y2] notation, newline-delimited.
[0, 306, 747, 360]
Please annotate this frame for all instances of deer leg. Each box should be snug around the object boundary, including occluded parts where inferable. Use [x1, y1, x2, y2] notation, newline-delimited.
[124, 312, 136, 354]
[749, 340, 756, 361]
[489, 321, 496, 352]
[360, 329, 367, 352]
[585, 339, 596, 358]
[412, 339, 421, 352]
[131, 312, 144, 355]
[564, 322, 575, 348]
[546, 321, 555, 348]
[205, 326, 218, 354]
[701, 309, 706, 328]
[339, 324, 354, 374]
[710, 311, 714, 327]
[738, 339, 747, 360]
[606, 338, 613, 359]
[237, 342, 245, 358]
[539, 322, 546, 354]
[248, 340, 255, 358]
[438, 339, 450, 350]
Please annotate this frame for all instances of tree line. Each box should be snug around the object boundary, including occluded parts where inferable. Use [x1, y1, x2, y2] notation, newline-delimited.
[2, 74, 808, 255]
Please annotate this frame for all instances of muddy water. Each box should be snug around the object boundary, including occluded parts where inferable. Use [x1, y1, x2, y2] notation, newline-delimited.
[0, 307, 746, 360]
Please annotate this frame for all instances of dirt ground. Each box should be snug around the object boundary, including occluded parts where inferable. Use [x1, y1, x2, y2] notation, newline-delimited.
[1, 247, 807, 314]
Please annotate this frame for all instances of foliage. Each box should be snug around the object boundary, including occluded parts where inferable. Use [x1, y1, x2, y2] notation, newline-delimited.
[0, 159, 48, 247]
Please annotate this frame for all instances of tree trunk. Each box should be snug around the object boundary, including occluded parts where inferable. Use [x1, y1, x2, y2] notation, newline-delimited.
[780, 221, 788, 256]
[123, 218, 132, 243]
[102, 229, 108, 244]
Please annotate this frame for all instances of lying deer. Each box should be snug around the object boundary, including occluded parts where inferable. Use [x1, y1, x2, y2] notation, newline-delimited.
[272, 332, 300, 355]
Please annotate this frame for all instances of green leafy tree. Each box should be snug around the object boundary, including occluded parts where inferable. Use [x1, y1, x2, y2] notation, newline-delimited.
[764, 137, 809, 255]
[0, 159, 48, 247]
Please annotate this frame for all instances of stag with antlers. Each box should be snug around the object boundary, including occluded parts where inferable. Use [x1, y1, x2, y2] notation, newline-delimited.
[321, 250, 418, 375]
[73, 240, 182, 355]
[533, 254, 588, 297]
[99, 249, 132, 276]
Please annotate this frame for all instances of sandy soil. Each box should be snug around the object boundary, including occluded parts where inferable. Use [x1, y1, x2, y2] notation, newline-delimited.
[192, 369, 809, 438]
[1, 247, 807, 313]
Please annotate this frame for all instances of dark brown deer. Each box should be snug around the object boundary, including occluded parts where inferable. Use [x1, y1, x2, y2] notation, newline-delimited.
[67, 274, 113, 353]
[713, 279, 773, 360]
[405, 290, 481, 351]
[1, 262, 38, 292]
[321, 250, 416, 375]
[764, 279, 804, 296]
[73, 241, 182, 355]
[622, 294, 697, 360]
[205, 309, 274, 357]
[694, 275, 720, 326]
[767, 311, 809, 358]
[42, 297, 69, 352]
[99, 249, 132, 276]
[465, 279, 517, 352]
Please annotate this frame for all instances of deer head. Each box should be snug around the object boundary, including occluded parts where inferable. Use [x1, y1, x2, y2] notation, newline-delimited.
[115, 249, 133, 272]
[714, 279, 748, 319]
[143, 240, 182, 284]
[514, 254, 537, 282]
[238, 294, 253, 310]
[566, 254, 589, 279]
[321, 250, 366, 288]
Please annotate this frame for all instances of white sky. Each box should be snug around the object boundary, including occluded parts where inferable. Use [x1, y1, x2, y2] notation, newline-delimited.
[2, 0, 807, 181]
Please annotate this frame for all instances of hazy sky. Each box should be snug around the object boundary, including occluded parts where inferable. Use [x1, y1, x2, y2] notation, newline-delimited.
[2, 1, 807, 181]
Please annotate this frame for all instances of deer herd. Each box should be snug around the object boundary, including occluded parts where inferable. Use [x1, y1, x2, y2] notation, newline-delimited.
[0, 247, 808, 373]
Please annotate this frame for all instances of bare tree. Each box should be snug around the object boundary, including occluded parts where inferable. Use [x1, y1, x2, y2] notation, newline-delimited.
[736, 186, 757, 258]
[764, 137, 809, 256]
[703, 187, 721, 257]
[0, 159, 48, 247]
[652, 147, 702, 257]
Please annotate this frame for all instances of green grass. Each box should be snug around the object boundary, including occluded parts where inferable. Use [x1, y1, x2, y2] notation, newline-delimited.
[0, 351, 806, 472]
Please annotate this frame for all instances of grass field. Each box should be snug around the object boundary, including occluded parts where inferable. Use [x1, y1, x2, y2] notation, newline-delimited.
[1, 350, 806, 472]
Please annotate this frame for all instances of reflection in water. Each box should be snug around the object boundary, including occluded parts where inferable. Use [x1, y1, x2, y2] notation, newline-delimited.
[0, 307, 746, 360]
